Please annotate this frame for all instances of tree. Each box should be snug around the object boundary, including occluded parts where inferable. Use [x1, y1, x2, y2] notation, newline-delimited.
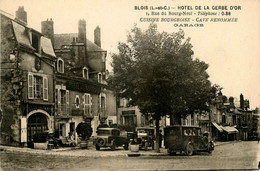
[109, 23, 217, 152]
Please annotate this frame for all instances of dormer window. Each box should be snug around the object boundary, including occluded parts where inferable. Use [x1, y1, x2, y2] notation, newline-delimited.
[32, 33, 40, 53]
[83, 67, 89, 80]
[98, 72, 102, 83]
[57, 58, 64, 73]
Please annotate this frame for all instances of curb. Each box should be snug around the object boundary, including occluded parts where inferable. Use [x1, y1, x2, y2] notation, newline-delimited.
[214, 140, 242, 147]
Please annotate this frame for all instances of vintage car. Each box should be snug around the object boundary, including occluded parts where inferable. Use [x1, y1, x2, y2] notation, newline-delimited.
[95, 128, 129, 151]
[164, 126, 214, 156]
[135, 127, 155, 150]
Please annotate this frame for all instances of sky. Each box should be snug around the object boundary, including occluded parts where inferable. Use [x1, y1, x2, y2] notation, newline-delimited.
[0, 0, 259, 109]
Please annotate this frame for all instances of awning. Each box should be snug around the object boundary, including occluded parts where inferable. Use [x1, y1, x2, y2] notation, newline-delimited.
[212, 122, 223, 132]
[222, 126, 239, 134]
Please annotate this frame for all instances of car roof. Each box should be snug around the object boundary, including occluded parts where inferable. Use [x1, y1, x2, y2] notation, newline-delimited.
[136, 127, 155, 130]
[165, 125, 201, 129]
[98, 127, 120, 131]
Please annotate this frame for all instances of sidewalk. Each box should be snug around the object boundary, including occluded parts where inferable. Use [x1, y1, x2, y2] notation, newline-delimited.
[0, 140, 241, 158]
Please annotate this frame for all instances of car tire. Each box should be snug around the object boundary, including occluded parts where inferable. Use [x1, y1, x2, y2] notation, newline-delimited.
[144, 142, 149, 151]
[96, 138, 105, 147]
[111, 141, 116, 151]
[124, 143, 129, 150]
[168, 149, 176, 156]
[207, 143, 214, 154]
[185, 143, 193, 156]
[96, 144, 100, 151]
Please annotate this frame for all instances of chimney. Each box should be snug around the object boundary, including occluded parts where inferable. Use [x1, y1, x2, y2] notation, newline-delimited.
[41, 18, 54, 46]
[229, 97, 234, 107]
[78, 19, 86, 44]
[94, 26, 101, 47]
[240, 93, 244, 110]
[15, 6, 27, 25]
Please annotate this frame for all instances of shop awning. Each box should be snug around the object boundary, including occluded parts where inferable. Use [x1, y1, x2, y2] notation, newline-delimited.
[222, 126, 239, 134]
[212, 122, 223, 132]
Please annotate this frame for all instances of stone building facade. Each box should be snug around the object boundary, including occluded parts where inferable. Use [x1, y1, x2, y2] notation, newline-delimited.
[42, 18, 117, 138]
[0, 7, 117, 146]
[0, 7, 56, 146]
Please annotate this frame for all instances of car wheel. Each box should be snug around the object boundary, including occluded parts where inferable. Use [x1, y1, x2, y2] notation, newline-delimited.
[111, 141, 116, 151]
[96, 144, 100, 151]
[96, 138, 105, 147]
[167, 149, 176, 156]
[185, 143, 193, 156]
[207, 143, 214, 154]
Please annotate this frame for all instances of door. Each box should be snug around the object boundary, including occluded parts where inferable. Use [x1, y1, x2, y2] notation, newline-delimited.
[27, 113, 48, 142]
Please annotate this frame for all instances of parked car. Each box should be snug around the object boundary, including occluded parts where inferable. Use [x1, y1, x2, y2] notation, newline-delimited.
[164, 126, 214, 156]
[136, 127, 155, 150]
[95, 128, 129, 151]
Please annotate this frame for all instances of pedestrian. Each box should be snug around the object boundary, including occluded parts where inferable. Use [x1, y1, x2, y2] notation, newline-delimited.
[159, 130, 163, 148]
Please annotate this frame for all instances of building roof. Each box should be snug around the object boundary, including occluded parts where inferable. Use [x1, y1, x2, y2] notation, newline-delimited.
[54, 33, 105, 52]
[12, 20, 34, 50]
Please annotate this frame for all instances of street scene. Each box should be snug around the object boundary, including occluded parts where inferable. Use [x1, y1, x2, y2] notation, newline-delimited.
[0, 0, 260, 170]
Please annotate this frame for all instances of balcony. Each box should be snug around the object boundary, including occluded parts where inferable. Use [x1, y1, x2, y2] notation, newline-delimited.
[57, 104, 70, 117]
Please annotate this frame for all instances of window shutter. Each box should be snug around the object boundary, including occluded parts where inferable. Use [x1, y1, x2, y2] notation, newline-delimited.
[66, 90, 69, 105]
[90, 95, 92, 116]
[57, 89, 61, 104]
[28, 74, 34, 99]
[43, 76, 48, 101]
[20, 117, 27, 142]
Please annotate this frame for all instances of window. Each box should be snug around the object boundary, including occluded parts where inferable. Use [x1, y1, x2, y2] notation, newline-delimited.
[82, 67, 88, 79]
[28, 73, 48, 101]
[98, 73, 102, 83]
[57, 89, 69, 115]
[60, 90, 66, 105]
[83, 93, 92, 116]
[32, 33, 40, 53]
[75, 95, 80, 108]
[222, 114, 226, 124]
[57, 58, 64, 73]
[59, 123, 66, 137]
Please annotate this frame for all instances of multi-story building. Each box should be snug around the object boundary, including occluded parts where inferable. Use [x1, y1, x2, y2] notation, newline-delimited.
[0, 7, 56, 147]
[42, 18, 117, 138]
[0, 7, 117, 147]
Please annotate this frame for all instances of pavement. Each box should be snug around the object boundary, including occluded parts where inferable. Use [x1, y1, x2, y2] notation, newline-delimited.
[0, 140, 242, 158]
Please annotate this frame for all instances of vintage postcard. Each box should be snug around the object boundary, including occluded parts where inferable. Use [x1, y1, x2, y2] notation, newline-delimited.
[0, 0, 259, 170]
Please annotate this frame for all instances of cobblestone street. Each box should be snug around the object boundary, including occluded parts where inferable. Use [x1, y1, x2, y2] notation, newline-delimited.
[0, 141, 259, 170]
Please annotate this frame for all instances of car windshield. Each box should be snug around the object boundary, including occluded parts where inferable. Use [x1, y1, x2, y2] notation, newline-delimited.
[183, 128, 199, 136]
[137, 129, 154, 134]
[97, 130, 111, 135]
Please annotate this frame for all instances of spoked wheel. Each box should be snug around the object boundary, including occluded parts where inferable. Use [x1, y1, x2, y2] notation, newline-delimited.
[185, 143, 193, 156]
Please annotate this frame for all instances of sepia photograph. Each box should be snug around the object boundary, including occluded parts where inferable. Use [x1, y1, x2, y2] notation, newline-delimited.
[0, 0, 259, 170]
